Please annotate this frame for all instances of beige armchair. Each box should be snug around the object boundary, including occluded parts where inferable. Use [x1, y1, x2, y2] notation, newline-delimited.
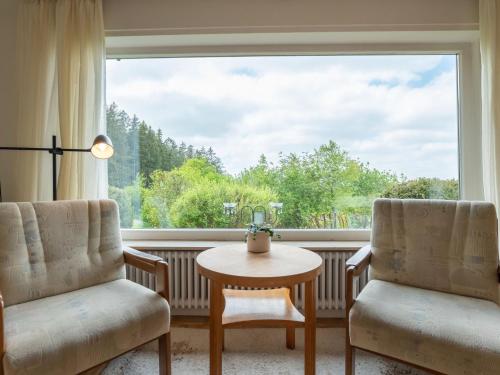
[0, 200, 171, 375]
[345, 198, 500, 375]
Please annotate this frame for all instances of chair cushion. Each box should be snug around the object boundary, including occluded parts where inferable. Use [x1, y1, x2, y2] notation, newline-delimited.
[370, 199, 499, 303]
[0, 200, 125, 306]
[3, 279, 170, 375]
[350, 280, 500, 375]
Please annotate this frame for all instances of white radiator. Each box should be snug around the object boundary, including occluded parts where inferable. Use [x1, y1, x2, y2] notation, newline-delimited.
[126, 249, 368, 317]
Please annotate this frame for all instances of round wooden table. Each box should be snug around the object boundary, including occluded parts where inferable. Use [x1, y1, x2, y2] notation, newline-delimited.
[197, 244, 323, 375]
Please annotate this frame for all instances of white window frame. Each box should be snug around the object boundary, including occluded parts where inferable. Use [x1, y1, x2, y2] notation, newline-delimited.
[106, 31, 482, 242]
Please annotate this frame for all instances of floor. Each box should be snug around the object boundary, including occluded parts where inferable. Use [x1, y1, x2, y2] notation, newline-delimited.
[103, 327, 428, 375]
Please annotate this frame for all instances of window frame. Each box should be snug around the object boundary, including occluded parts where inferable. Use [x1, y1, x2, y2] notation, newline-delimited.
[106, 32, 481, 242]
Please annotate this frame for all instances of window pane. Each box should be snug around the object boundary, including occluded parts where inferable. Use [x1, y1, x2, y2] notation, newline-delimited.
[106, 55, 459, 229]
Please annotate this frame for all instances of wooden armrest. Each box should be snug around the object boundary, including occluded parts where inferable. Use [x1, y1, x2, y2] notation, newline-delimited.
[346, 245, 371, 276]
[345, 246, 371, 317]
[124, 246, 162, 274]
[123, 247, 170, 302]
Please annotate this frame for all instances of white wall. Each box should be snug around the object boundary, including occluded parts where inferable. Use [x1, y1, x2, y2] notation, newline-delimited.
[103, 0, 478, 35]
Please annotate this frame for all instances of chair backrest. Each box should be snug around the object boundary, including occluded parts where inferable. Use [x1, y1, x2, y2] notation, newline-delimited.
[0, 199, 125, 306]
[370, 198, 499, 303]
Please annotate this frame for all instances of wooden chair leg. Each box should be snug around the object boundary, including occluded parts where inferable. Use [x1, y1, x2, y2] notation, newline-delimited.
[222, 328, 225, 352]
[286, 285, 296, 349]
[345, 267, 356, 375]
[345, 338, 355, 375]
[286, 325, 295, 349]
[159, 332, 171, 375]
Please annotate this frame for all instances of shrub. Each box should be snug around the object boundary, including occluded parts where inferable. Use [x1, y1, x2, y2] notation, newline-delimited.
[169, 181, 278, 228]
[383, 178, 459, 200]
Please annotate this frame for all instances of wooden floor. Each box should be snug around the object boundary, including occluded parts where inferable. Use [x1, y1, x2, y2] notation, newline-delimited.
[171, 316, 345, 329]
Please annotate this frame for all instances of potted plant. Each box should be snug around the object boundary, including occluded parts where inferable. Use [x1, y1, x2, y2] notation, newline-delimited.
[245, 223, 280, 253]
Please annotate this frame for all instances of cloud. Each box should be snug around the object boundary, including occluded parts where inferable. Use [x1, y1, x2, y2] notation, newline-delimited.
[106, 55, 458, 179]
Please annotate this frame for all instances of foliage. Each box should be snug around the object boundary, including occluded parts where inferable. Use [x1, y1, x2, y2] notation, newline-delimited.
[245, 223, 280, 241]
[108, 106, 459, 229]
[107, 103, 223, 188]
[141, 158, 227, 227]
[382, 178, 459, 200]
[239, 141, 397, 228]
[108, 186, 133, 228]
[109, 176, 145, 228]
[169, 180, 277, 228]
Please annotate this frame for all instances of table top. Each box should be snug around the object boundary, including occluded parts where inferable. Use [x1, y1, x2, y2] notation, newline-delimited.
[196, 243, 323, 287]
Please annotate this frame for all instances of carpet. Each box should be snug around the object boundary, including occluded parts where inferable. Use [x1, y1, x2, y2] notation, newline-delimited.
[103, 327, 429, 375]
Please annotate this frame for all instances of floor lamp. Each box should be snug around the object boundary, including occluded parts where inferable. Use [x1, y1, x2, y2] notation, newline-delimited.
[0, 134, 114, 200]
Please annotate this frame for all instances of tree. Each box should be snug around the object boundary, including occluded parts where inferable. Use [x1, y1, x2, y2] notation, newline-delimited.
[239, 141, 396, 228]
[108, 186, 133, 227]
[108, 105, 457, 230]
[106, 103, 225, 187]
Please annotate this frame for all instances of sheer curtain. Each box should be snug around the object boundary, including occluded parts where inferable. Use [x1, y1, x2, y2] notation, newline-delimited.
[480, 0, 500, 213]
[15, 1, 58, 201]
[15, 0, 106, 202]
[56, 0, 106, 200]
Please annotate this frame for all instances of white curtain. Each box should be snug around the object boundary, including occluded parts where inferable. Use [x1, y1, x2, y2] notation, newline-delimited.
[15, 0, 106, 202]
[15, 1, 58, 201]
[480, 0, 500, 213]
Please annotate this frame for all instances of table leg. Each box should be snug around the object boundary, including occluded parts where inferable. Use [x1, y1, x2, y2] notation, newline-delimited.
[304, 280, 316, 375]
[286, 285, 295, 349]
[210, 280, 223, 375]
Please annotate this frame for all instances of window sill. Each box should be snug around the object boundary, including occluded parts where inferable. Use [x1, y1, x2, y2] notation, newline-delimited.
[123, 239, 369, 252]
[121, 228, 371, 242]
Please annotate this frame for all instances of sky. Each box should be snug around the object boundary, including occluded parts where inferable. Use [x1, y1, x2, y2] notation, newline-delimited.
[106, 54, 458, 179]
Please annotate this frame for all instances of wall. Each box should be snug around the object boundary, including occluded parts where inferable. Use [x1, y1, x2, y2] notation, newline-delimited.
[0, 0, 18, 201]
[103, 0, 478, 35]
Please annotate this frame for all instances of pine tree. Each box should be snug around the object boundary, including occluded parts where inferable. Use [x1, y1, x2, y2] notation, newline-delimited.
[106, 104, 225, 187]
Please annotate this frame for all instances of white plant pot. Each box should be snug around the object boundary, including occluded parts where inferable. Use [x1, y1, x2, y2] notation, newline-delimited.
[246, 231, 271, 253]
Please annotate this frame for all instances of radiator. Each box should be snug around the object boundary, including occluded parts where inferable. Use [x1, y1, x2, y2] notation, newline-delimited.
[126, 249, 368, 317]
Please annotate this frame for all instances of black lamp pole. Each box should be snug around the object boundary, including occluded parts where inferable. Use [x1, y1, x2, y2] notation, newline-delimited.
[0, 135, 98, 200]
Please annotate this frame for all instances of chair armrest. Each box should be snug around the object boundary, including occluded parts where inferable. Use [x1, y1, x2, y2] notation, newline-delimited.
[345, 245, 372, 321]
[155, 260, 170, 301]
[124, 246, 162, 274]
[346, 245, 372, 276]
[123, 247, 170, 302]
[498, 265, 500, 283]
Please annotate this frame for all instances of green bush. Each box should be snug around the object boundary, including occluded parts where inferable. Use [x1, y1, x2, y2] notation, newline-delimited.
[383, 178, 459, 200]
[169, 181, 278, 228]
[141, 158, 227, 228]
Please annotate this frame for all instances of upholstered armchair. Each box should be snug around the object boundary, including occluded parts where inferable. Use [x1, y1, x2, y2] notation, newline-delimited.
[345, 198, 500, 375]
[0, 200, 171, 375]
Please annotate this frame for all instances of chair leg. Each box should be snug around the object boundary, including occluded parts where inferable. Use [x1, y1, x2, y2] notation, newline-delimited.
[345, 340, 355, 375]
[286, 285, 296, 349]
[286, 325, 295, 349]
[222, 328, 225, 352]
[159, 332, 171, 375]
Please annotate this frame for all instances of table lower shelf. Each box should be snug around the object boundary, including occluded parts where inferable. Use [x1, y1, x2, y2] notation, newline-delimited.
[221, 287, 305, 328]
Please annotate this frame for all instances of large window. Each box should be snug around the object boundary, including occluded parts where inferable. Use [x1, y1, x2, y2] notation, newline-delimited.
[106, 54, 459, 229]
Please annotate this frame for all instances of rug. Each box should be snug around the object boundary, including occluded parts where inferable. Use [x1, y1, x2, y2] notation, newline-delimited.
[103, 327, 429, 375]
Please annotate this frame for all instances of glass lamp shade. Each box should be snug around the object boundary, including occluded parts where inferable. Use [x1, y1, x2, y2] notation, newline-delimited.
[270, 202, 284, 214]
[253, 211, 265, 225]
[90, 135, 114, 159]
[223, 202, 237, 215]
